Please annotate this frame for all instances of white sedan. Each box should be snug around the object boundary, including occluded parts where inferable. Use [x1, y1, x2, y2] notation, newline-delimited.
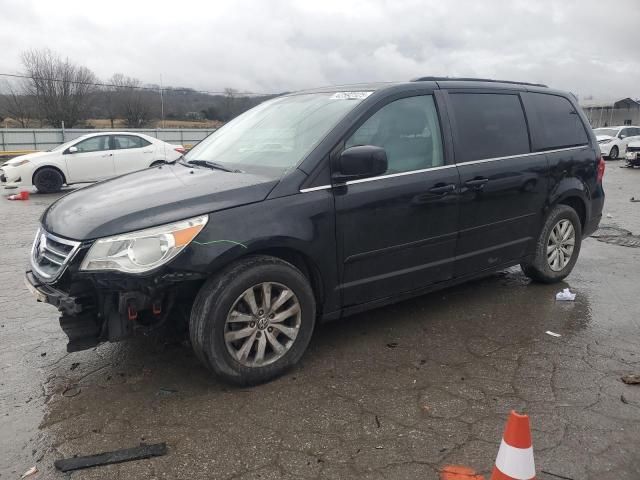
[594, 126, 640, 160]
[0, 132, 185, 193]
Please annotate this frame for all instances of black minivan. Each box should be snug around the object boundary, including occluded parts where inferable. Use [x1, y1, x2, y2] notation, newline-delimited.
[26, 78, 605, 385]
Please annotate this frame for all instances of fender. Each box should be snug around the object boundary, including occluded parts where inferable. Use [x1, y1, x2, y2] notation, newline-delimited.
[172, 191, 341, 315]
[546, 176, 590, 226]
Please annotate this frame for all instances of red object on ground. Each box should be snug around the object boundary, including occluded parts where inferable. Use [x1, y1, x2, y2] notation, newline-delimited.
[491, 411, 536, 480]
[440, 465, 485, 479]
[7, 191, 30, 200]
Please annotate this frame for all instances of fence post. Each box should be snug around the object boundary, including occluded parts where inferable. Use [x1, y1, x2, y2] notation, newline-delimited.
[1, 128, 5, 152]
[180, 129, 184, 146]
[33, 130, 38, 150]
[61, 121, 66, 143]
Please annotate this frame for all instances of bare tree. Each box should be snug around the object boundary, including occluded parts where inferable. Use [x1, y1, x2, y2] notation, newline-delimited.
[0, 79, 36, 127]
[222, 88, 238, 121]
[21, 48, 97, 127]
[109, 73, 152, 127]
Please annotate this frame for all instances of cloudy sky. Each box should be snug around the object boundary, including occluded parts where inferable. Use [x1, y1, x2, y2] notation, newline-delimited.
[0, 0, 639, 101]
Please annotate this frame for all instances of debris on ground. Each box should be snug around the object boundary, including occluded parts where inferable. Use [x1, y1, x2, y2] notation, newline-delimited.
[621, 374, 640, 385]
[541, 470, 575, 480]
[40, 352, 46, 357]
[20, 466, 38, 478]
[156, 387, 178, 397]
[70, 362, 80, 371]
[545, 331, 562, 338]
[374, 415, 381, 428]
[386, 342, 398, 348]
[606, 213, 613, 218]
[621, 395, 629, 404]
[555, 288, 576, 301]
[54, 442, 167, 472]
[630, 197, 640, 202]
[439, 464, 485, 479]
[62, 385, 81, 397]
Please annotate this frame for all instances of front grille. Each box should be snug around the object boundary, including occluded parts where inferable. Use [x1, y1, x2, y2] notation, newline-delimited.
[627, 146, 640, 153]
[31, 228, 81, 282]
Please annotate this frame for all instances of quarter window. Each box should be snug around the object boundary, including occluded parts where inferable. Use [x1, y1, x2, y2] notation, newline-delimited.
[345, 95, 444, 173]
[449, 93, 530, 163]
[74, 136, 109, 153]
[528, 93, 589, 150]
[113, 135, 150, 149]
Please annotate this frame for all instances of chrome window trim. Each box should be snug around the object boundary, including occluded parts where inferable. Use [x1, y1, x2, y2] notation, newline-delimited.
[30, 227, 82, 282]
[298, 145, 588, 193]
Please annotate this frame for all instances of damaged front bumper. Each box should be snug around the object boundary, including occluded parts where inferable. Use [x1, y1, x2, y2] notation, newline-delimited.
[25, 268, 203, 352]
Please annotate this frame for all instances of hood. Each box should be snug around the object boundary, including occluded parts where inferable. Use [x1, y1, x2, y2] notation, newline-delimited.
[596, 135, 614, 142]
[4, 151, 54, 165]
[628, 138, 640, 147]
[42, 163, 279, 240]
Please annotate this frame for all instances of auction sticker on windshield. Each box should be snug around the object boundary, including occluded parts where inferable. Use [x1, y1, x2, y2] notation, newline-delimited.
[330, 91, 373, 100]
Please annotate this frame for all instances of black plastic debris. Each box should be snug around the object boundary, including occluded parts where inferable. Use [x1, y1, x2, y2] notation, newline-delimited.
[54, 442, 167, 472]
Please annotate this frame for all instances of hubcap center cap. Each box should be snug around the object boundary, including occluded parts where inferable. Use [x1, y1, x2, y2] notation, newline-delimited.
[257, 316, 269, 330]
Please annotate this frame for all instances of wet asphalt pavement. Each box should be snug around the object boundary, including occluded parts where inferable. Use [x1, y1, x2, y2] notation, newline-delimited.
[1, 162, 640, 480]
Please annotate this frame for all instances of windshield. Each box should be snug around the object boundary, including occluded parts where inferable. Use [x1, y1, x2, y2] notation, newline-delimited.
[594, 128, 618, 137]
[184, 92, 371, 175]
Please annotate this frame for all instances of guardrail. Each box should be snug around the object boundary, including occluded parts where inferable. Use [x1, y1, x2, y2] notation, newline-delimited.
[0, 128, 216, 152]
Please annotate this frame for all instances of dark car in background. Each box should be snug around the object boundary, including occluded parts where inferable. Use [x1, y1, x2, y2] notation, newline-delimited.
[25, 78, 605, 385]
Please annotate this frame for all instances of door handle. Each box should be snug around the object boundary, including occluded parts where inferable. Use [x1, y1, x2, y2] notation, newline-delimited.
[464, 178, 489, 189]
[428, 183, 456, 195]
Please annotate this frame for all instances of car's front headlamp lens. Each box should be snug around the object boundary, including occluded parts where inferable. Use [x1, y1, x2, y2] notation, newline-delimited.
[80, 215, 208, 273]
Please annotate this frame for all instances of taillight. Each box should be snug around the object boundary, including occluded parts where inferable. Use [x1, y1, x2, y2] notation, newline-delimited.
[174, 146, 186, 154]
[597, 155, 605, 183]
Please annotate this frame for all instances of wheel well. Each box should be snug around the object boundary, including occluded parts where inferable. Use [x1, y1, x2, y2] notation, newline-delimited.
[32, 165, 67, 185]
[558, 196, 586, 229]
[150, 160, 166, 167]
[248, 248, 324, 314]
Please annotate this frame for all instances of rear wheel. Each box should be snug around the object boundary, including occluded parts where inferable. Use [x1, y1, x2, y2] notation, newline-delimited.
[190, 255, 316, 385]
[609, 146, 619, 160]
[521, 205, 582, 283]
[33, 168, 64, 193]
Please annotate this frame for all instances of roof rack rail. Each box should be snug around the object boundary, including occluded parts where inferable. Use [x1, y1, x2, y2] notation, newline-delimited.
[411, 76, 548, 88]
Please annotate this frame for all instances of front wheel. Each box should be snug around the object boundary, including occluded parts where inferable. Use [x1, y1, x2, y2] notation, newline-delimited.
[33, 167, 64, 193]
[609, 146, 619, 160]
[521, 205, 582, 283]
[190, 255, 316, 385]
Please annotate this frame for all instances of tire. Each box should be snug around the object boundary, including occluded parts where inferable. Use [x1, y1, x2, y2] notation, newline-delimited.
[33, 167, 64, 193]
[190, 255, 316, 385]
[609, 146, 619, 160]
[150, 160, 166, 167]
[521, 205, 582, 283]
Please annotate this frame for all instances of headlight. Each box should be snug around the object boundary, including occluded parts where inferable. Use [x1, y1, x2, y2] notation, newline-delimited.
[598, 138, 613, 144]
[80, 215, 208, 273]
[9, 159, 30, 167]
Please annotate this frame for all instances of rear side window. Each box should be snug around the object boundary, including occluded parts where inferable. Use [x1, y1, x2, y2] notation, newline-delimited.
[449, 93, 530, 162]
[527, 93, 588, 150]
[113, 135, 151, 149]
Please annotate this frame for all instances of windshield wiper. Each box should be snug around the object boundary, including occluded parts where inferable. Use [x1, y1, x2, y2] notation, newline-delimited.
[185, 160, 241, 173]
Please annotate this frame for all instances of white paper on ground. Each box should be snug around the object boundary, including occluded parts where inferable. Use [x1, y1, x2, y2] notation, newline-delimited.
[556, 288, 576, 301]
[545, 331, 562, 337]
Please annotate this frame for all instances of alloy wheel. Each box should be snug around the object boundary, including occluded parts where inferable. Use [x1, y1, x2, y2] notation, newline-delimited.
[547, 219, 575, 272]
[224, 282, 301, 367]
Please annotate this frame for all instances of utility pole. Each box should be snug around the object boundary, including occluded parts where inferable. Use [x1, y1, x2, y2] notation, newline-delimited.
[159, 74, 165, 129]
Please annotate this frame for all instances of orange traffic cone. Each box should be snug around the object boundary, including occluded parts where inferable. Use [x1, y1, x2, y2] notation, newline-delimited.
[7, 190, 29, 200]
[491, 411, 535, 480]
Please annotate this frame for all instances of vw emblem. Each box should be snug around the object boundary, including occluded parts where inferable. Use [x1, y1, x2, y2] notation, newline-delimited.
[36, 233, 47, 262]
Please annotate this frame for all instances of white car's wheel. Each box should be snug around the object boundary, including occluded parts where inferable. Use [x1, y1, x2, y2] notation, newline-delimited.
[609, 146, 619, 160]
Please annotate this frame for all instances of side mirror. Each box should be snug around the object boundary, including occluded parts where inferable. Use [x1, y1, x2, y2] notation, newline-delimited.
[67, 146, 78, 154]
[333, 145, 387, 183]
